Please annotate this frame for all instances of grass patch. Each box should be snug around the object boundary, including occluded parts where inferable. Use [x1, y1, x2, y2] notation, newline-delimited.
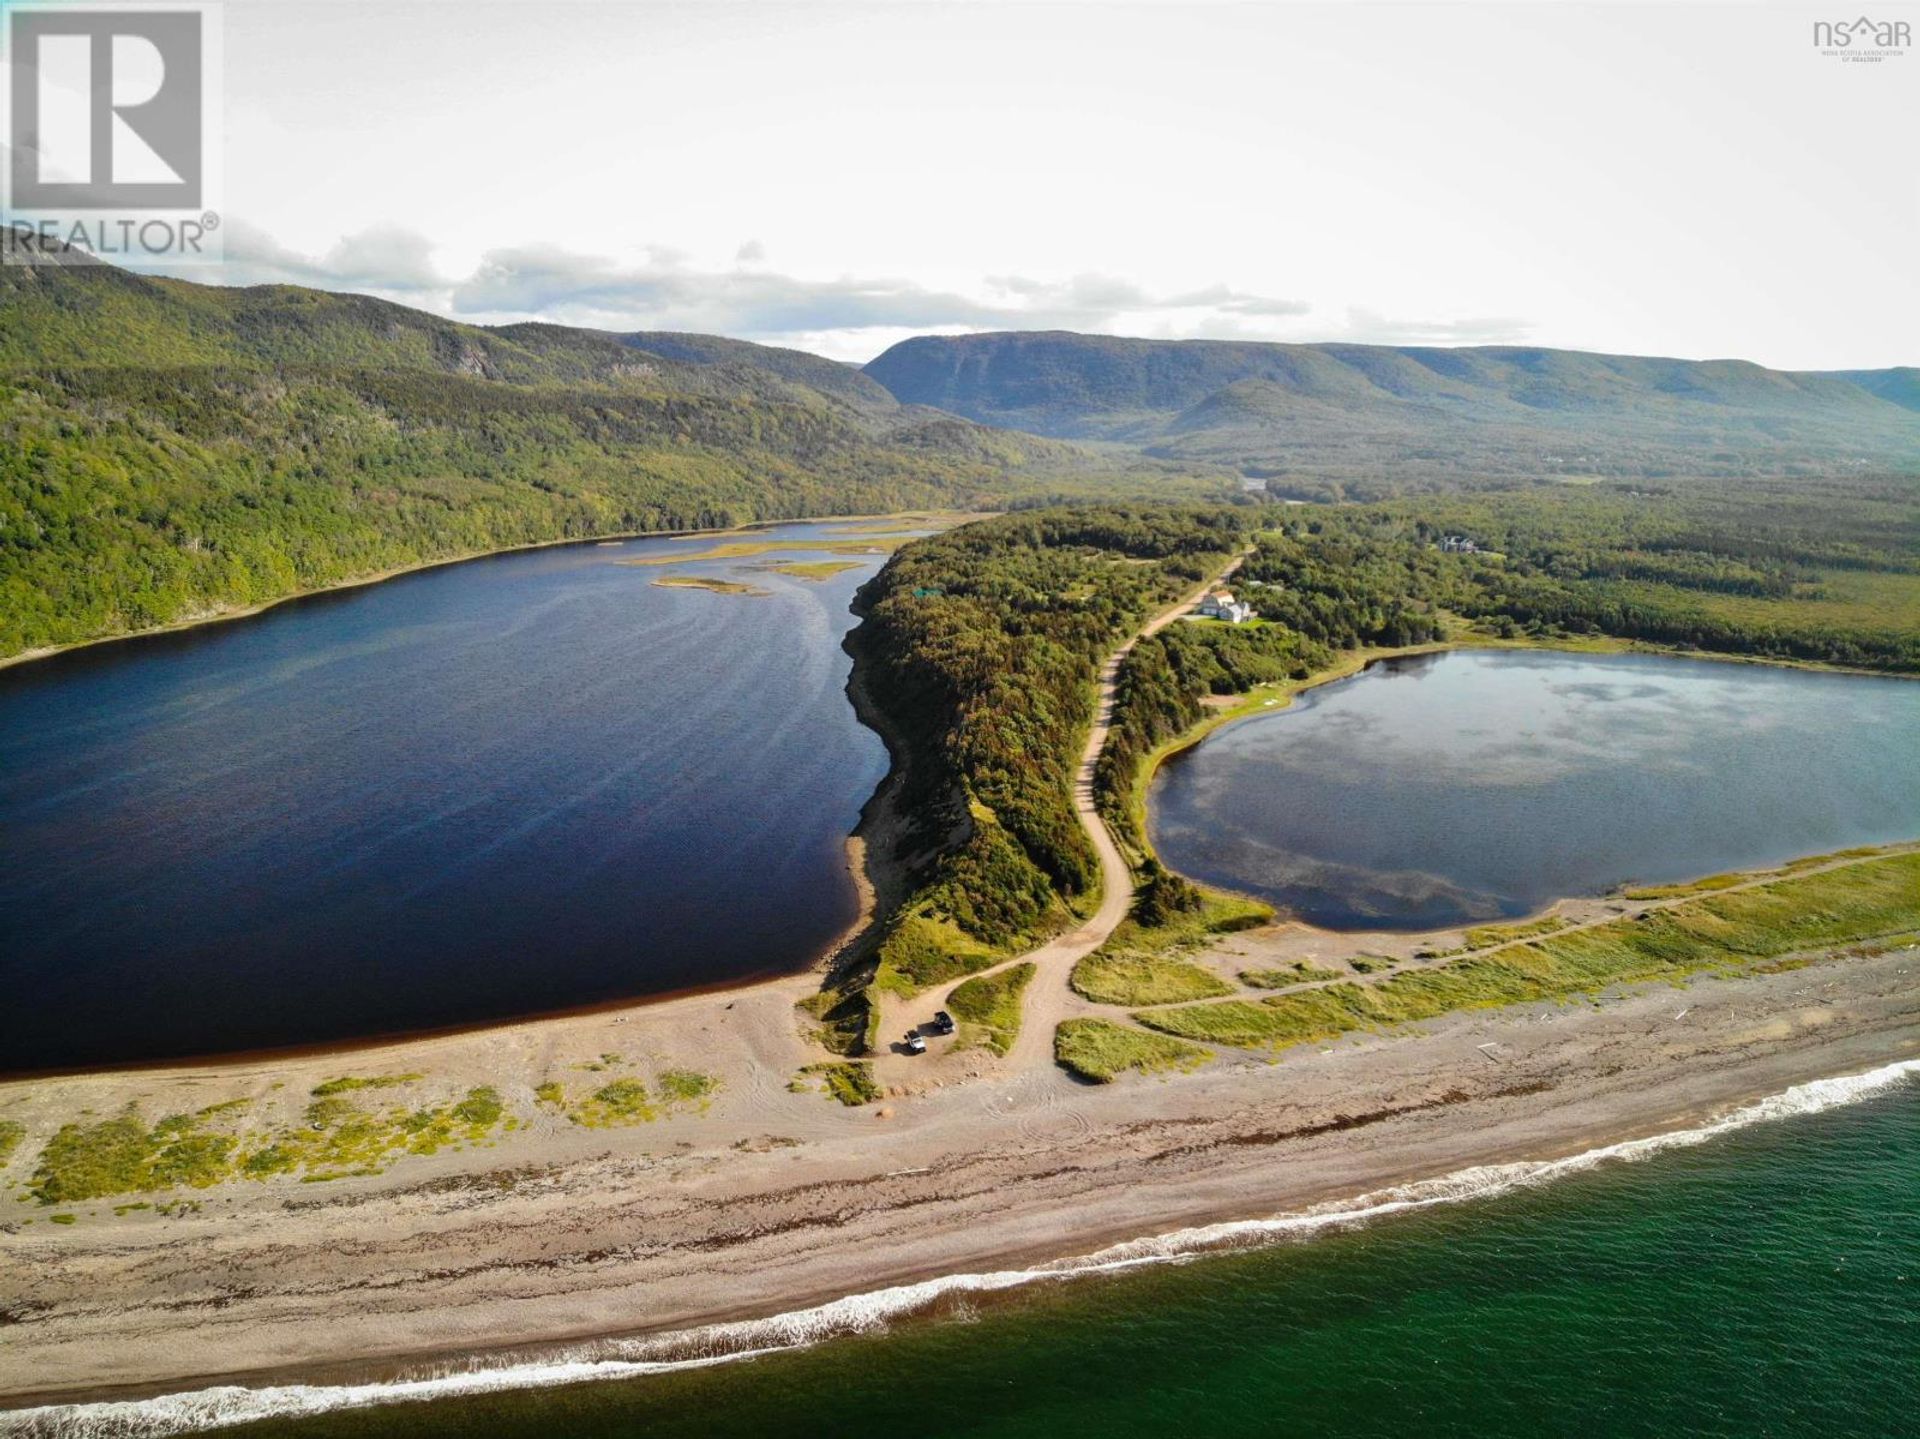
[310, 1074, 422, 1097]
[1420, 915, 1569, 958]
[0, 1119, 24, 1166]
[625, 538, 904, 567]
[1623, 873, 1747, 901]
[872, 911, 1002, 997]
[534, 1081, 565, 1108]
[1241, 961, 1345, 988]
[29, 1084, 515, 1202]
[1070, 891, 1270, 1006]
[658, 1069, 720, 1105]
[1054, 1018, 1212, 1083]
[49, 1212, 77, 1225]
[947, 962, 1036, 1056]
[796, 1061, 881, 1107]
[1075, 952, 1234, 1005]
[650, 575, 770, 596]
[767, 560, 861, 581]
[1140, 852, 1920, 1054]
[569, 1078, 655, 1128]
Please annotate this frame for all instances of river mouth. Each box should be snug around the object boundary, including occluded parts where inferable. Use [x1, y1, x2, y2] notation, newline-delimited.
[1147, 649, 1920, 931]
[0, 519, 928, 1072]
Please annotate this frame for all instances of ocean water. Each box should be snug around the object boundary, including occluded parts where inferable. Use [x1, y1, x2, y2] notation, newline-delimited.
[1149, 649, 1920, 930]
[15, 1063, 1917, 1438]
[0, 522, 898, 1071]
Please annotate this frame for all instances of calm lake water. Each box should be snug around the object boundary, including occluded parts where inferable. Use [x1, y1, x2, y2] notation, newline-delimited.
[1149, 649, 1920, 930]
[0, 521, 903, 1071]
[125, 1068, 1915, 1439]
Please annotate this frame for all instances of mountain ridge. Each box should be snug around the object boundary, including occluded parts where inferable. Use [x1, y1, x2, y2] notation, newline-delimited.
[862, 331, 1920, 496]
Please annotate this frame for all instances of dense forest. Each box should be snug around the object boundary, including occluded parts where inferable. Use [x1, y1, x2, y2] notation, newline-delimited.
[806, 507, 1248, 1051]
[0, 250, 1209, 660]
[1093, 479, 1919, 853]
[822, 479, 1919, 1053]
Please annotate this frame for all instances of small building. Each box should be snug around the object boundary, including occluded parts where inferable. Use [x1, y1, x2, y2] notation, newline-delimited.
[1440, 535, 1478, 554]
[1198, 588, 1255, 624]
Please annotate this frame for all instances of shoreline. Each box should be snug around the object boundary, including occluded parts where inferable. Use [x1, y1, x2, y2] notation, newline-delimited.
[1122, 627, 1920, 889]
[0, 509, 981, 676]
[4, 941, 1916, 1415]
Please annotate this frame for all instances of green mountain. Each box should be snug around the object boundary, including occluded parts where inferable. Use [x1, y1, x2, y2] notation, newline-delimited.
[0, 250, 1121, 660]
[864, 332, 1920, 497]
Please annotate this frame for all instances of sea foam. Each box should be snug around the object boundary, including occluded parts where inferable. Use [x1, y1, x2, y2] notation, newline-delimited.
[7, 1057, 1916, 1439]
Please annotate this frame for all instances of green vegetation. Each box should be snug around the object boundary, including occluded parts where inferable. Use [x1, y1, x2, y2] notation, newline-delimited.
[19, 1081, 532, 1203]
[48, 1212, 77, 1225]
[626, 539, 907, 566]
[813, 507, 1251, 1049]
[795, 1061, 881, 1107]
[650, 575, 769, 596]
[1624, 873, 1747, 900]
[1461, 916, 1569, 949]
[531, 1067, 717, 1127]
[1054, 1018, 1212, 1084]
[768, 560, 862, 580]
[946, 962, 1036, 1056]
[1138, 852, 1920, 1053]
[1073, 951, 1234, 1006]
[1420, 915, 1570, 958]
[0, 251, 1202, 661]
[1071, 884, 1270, 1006]
[0, 1118, 23, 1166]
[311, 1073, 422, 1097]
[864, 331, 1920, 495]
[569, 1078, 655, 1127]
[1241, 961, 1345, 988]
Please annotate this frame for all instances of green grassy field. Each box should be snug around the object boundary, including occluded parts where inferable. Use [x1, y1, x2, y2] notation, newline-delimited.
[948, 963, 1037, 1056]
[1054, 1018, 1212, 1083]
[1137, 852, 1920, 1053]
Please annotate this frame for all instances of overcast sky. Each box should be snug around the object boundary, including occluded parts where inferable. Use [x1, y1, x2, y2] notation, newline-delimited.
[200, 0, 1915, 367]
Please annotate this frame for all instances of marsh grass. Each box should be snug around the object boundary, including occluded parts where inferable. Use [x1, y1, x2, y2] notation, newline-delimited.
[0, 1119, 23, 1166]
[1138, 852, 1920, 1054]
[1241, 961, 1345, 988]
[310, 1074, 422, 1098]
[947, 962, 1036, 1056]
[767, 560, 861, 581]
[795, 1061, 881, 1107]
[625, 539, 904, 567]
[650, 575, 770, 596]
[1054, 1018, 1211, 1083]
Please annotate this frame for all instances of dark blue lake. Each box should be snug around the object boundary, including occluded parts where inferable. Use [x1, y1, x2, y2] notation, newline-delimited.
[0, 521, 907, 1071]
[1149, 649, 1920, 931]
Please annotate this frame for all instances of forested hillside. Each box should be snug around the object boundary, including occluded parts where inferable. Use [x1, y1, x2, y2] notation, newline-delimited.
[865, 332, 1920, 496]
[807, 508, 1249, 1051]
[0, 249, 1172, 659]
[818, 483, 1917, 1055]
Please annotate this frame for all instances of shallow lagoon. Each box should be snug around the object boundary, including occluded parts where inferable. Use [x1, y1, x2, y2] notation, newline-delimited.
[1149, 649, 1920, 930]
[0, 521, 902, 1071]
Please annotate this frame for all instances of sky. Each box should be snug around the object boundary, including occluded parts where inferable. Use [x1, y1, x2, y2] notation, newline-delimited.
[164, 1, 1920, 366]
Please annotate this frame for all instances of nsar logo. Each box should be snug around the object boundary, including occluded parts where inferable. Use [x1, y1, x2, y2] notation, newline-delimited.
[1812, 15, 1911, 60]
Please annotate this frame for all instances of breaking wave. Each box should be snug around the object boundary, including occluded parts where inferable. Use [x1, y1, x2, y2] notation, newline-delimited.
[8, 1057, 1917, 1439]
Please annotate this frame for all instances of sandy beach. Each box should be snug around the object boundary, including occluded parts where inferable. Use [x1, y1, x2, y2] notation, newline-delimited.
[2, 917, 1915, 1411]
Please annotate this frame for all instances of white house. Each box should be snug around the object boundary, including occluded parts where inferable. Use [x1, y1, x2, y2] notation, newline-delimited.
[1198, 588, 1255, 624]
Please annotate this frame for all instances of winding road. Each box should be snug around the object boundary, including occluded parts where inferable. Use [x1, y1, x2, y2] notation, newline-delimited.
[874, 553, 1246, 1085]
